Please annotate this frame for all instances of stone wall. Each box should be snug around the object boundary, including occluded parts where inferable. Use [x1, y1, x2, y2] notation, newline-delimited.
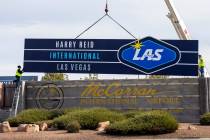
[25, 78, 200, 123]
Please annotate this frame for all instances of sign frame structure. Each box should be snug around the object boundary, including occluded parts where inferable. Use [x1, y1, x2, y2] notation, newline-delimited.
[23, 36, 198, 76]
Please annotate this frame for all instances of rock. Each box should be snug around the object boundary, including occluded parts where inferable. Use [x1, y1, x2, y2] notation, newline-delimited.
[96, 121, 110, 132]
[17, 124, 27, 132]
[33, 124, 40, 132]
[0, 121, 12, 133]
[25, 124, 39, 132]
[39, 122, 48, 131]
[178, 124, 187, 130]
[188, 125, 197, 130]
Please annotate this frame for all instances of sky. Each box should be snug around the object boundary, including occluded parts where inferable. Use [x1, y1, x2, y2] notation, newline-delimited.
[0, 0, 210, 80]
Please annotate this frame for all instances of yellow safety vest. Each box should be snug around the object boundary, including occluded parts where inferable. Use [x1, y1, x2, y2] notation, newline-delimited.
[199, 58, 205, 68]
[16, 69, 22, 77]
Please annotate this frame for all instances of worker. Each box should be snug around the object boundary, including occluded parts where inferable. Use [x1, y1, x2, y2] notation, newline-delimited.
[13, 65, 24, 88]
[198, 55, 205, 77]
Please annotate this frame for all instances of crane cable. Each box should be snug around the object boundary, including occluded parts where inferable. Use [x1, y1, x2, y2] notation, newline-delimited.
[75, 0, 137, 39]
[75, 14, 107, 39]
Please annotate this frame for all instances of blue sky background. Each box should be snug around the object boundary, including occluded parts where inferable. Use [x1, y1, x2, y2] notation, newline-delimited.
[0, 0, 209, 80]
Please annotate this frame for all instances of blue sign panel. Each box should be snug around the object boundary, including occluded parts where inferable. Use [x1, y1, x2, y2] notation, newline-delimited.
[118, 37, 181, 74]
[24, 37, 198, 76]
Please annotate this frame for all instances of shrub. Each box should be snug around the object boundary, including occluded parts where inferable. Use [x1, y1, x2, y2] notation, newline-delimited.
[123, 110, 144, 118]
[66, 121, 81, 133]
[7, 109, 52, 127]
[63, 108, 85, 114]
[49, 109, 65, 119]
[7, 117, 22, 127]
[106, 110, 178, 135]
[200, 112, 210, 125]
[52, 108, 125, 130]
[52, 115, 72, 129]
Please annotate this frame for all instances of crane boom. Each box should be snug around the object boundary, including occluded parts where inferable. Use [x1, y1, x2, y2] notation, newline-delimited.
[164, 0, 191, 40]
[164, 0, 209, 77]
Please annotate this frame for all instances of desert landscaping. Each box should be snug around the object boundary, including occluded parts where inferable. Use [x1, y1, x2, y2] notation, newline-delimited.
[1, 108, 210, 139]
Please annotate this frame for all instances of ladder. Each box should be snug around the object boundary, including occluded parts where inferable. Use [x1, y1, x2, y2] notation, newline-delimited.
[10, 81, 25, 117]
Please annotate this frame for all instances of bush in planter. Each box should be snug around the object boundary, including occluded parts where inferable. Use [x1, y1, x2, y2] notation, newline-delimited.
[7, 109, 52, 127]
[52, 114, 73, 129]
[79, 108, 125, 129]
[49, 109, 65, 119]
[123, 110, 144, 118]
[106, 110, 178, 135]
[66, 121, 81, 133]
[52, 109, 85, 130]
[52, 108, 125, 130]
[7, 117, 22, 127]
[200, 112, 210, 125]
[63, 108, 85, 114]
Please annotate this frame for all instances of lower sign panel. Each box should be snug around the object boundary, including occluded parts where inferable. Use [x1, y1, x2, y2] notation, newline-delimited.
[23, 62, 198, 76]
[23, 37, 198, 76]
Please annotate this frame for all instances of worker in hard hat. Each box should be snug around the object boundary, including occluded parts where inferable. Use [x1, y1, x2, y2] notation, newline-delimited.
[13, 65, 24, 88]
[198, 55, 205, 77]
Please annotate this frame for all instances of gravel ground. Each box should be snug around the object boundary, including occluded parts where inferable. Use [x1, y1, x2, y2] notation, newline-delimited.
[1, 124, 210, 140]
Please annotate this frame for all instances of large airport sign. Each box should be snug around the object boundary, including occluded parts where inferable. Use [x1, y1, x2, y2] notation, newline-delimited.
[23, 37, 198, 76]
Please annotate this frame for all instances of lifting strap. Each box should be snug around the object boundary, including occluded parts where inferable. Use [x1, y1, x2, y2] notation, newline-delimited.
[75, 14, 107, 39]
[75, 0, 137, 39]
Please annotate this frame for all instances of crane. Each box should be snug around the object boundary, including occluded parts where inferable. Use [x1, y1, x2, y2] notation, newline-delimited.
[164, 0, 191, 40]
[164, 0, 209, 77]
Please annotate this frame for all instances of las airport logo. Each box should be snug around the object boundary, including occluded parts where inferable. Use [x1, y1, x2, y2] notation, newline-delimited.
[118, 37, 181, 74]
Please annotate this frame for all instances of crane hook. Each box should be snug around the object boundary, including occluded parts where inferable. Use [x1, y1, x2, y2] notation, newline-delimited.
[105, 0, 109, 14]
